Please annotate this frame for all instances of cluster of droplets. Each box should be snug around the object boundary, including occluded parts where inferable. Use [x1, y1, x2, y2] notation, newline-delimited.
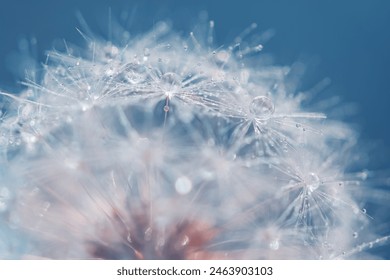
[0, 20, 386, 259]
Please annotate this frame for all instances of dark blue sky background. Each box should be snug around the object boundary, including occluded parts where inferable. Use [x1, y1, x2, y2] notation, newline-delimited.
[0, 0, 389, 257]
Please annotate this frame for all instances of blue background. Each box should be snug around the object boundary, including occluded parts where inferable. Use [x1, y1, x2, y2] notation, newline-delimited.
[0, 0, 389, 258]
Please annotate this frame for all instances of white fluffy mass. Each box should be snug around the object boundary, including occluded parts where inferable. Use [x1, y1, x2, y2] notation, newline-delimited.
[0, 21, 387, 259]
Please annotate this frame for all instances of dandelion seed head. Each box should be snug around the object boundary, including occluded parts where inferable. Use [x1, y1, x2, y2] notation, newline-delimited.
[0, 17, 388, 260]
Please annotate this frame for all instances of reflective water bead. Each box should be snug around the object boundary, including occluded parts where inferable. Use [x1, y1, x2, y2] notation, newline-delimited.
[249, 96, 275, 119]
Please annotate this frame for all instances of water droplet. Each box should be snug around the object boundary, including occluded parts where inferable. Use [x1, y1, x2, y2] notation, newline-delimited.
[307, 172, 320, 192]
[145, 227, 152, 241]
[39, 201, 51, 217]
[181, 235, 190, 246]
[249, 96, 275, 119]
[254, 44, 263, 52]
[269, 239, 279, 250]
[127, 233, 132, 243]
[362, 208, 367, 214]
[161, 72, 182, 87]
[81, 103, 90, 112]
[175, 176, 192, 195]
[163, 105, 170, 112]
[0, 187, 11, 212]
[143, 48, 150, 57]
[353, 232, 358, 238]
[358, 170, 368, 180]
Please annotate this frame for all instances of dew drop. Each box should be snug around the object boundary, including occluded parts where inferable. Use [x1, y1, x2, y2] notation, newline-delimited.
[145, 227, 152, 241]
[127, 233, 132, 243]
[39, 201, 51, 217]
[161, 72, 182, 87]
[181, 235, 190, 246]
[358, 170, 368, 180]
[143, 48, 150, 57]
[307, 172, 320, 192]
[0, 187, 11, 212]
[353, 232, 358, 238]
[362, 208, 367, 214]
[163, 105, 170, 112]
[254, 44, 263, 52]
[269, 239, 280, 250]
[81, 103, 90, 112]
[175, 176, 192, 195]
[249, 96, 275, 119]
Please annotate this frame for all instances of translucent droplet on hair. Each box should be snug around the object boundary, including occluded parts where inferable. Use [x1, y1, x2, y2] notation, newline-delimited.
[249, 96, 275, 119]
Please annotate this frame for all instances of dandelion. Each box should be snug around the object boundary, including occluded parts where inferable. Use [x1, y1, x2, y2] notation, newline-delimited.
[0, 19, 388, 259]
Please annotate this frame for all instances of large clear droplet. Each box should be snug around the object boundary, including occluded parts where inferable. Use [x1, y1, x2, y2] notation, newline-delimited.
[249, 96, 275, 119]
